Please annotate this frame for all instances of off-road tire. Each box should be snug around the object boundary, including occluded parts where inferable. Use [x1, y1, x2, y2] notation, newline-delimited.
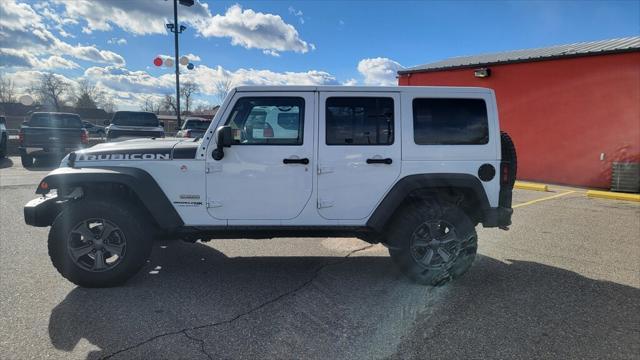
[21, 154, 34, 168]
[387, 199, 478, 286]
[48, 199, 153, 287]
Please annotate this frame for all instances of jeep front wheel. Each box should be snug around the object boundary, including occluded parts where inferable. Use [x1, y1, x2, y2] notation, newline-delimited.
[386, 200, 478, 285]
[48, 199, 153, 287]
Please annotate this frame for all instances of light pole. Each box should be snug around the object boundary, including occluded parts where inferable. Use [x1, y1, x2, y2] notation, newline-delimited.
[166, 0, 193, 129]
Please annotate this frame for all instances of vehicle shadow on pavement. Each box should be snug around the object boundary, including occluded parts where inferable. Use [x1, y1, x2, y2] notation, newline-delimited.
[0, 157, 13, 169]
[47, 241, 640, 360]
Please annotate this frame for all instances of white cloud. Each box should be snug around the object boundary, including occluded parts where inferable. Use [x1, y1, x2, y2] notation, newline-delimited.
[288, 6, 304, 24]
[39, 55, 81, 69]
[183, 53, 201, 62]
[52, 0, 211, 36]
[357, 57, 404, 86]
[0, 49, 79, 69]
[342, 78, 358, 86]
[107, 38, 127, 45]
[51, 1, 313, 56]
[196, 5, 313, 56]
[0, 0, 125, 68]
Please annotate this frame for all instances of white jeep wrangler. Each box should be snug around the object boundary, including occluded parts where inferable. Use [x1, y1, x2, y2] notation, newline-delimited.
[24, 86, 516, 287]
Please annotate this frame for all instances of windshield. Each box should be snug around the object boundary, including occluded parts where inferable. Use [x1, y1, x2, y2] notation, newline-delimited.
[111, 112, 159, 127]
[28, 113, 82, 128]
[183, 119, 210, 130]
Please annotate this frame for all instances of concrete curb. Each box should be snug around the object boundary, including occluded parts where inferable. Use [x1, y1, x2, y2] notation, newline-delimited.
[586, 190, 640, 202]
[514, 181, 549, 192]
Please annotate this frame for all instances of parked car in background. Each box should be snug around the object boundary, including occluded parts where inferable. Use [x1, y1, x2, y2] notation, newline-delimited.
[176, 117, 211, 138]
[82, 121, 106, 137]
[105, 111, 164, 141]
[18, 112, 88, 167]
[0, 116, 7, 158]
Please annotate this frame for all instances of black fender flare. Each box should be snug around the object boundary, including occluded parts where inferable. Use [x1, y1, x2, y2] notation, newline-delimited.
[366, 173, 490, 232]
[35, 166, 183, 230]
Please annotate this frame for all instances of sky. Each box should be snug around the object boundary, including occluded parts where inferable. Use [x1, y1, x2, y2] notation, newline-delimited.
[1, 0, 639, 110]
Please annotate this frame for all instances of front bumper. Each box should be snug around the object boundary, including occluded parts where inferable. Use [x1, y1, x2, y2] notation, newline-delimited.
[482, 206, 513, 228]
[24, 194, 60, 227]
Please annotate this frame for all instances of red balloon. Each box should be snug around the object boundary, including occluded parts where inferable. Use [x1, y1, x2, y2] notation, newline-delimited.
[153, 57, 163, 66]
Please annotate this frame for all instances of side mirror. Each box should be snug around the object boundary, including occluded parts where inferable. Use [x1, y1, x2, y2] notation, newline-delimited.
[212, 125, 232, 160]
[159, 121, 165, 127]
[103, 120, 110, 126]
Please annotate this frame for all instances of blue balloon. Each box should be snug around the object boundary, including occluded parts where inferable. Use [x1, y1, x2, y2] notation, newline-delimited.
[187, 63, 194, 70]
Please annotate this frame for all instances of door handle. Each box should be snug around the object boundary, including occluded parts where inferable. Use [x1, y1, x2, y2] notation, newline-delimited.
[366, 158, 393, 164]
[283, 157, 309, 165]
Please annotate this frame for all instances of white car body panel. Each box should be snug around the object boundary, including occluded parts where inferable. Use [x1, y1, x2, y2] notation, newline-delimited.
[61, 86, 502, 227]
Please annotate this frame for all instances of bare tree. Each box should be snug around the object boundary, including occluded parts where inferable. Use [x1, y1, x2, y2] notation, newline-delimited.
[74, 79, 103, 109]
[141, 96, 161, 114]
[100, 96, 117, 114]
[180, 81, 199, 115]
[30, 72, 71, 111]
[0, 73, 16, 104]
[162, 94, 177, 114]
[213, 78, 233, 105]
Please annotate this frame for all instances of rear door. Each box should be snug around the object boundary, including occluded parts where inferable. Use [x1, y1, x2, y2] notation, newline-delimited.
[317, 91, 401, 220]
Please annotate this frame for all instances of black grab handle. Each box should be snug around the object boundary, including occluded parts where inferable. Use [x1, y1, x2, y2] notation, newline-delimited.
[366, 158, 393, 165]
[283, 158, 309, 165]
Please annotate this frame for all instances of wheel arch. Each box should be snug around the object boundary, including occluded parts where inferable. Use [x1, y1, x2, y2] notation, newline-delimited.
[366, 173, 490, 232]
[35, 167, 183, 230]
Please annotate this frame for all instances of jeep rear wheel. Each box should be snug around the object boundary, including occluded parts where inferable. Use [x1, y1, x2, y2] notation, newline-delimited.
[386, 200, 478, 285]
[48, 199, 153, 287]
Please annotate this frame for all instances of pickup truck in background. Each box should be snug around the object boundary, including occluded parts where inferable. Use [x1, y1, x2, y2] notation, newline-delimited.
[105, 111, 165, 141]
[18, 112, 88, 167]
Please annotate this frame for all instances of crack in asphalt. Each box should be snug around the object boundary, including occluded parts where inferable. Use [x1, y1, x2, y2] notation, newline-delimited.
[101, 244, 376, 359]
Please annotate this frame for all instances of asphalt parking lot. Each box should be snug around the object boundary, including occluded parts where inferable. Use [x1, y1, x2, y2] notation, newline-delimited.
[1, 156, 639, 360]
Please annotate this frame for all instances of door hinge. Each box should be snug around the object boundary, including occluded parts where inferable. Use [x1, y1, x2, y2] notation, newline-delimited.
[207, 200, 223, 208]
[317, 199, 334, 209]
[206, 163, 222, 174]
[317, 166, 334, 175]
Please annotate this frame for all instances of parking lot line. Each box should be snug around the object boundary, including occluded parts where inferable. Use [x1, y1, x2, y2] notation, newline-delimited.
[513, 190, 576, 208]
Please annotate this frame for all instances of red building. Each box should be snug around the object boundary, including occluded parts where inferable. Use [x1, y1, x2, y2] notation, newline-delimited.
[398, 37, 640, 189]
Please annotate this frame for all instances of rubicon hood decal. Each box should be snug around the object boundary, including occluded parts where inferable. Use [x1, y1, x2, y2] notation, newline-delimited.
[77, 152, 171, 161]
[73, 138, 198, 161]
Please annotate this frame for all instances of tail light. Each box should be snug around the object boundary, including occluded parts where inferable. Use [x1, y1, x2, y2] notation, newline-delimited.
[18, 129, 24, 145]
[80, 129, 89, 144]
[501, 162, 510, 185]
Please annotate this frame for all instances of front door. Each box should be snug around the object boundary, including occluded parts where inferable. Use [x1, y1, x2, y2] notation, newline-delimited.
[206, 92, 315, 220]
[317, 92, 401, 220]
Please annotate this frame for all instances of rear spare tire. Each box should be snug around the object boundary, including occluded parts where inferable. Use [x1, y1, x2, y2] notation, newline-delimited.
[387, 199, 478, 286]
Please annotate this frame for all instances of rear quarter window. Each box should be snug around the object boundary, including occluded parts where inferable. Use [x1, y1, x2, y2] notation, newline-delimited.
[413, 98, 489, 145]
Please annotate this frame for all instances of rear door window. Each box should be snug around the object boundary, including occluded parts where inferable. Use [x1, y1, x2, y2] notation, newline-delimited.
[325, 97, 394, 145]
[413, 98, 489, 145]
